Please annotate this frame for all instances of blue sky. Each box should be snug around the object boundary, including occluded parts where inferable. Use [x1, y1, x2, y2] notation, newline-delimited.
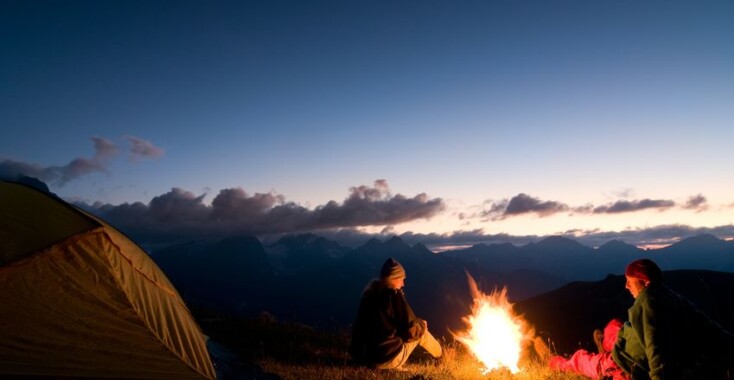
[2, 0, 733, 249]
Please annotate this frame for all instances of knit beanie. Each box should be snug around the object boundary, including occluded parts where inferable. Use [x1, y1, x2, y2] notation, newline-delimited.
[380, 258, 406, 280]
[625, 259, 663, 284]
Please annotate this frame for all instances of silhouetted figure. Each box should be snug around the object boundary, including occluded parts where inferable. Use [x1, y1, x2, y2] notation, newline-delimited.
[349, 258, 442, 369]
[612, 259, 734, 380]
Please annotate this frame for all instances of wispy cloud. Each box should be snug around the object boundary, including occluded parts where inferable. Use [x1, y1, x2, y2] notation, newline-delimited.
[504, 193, 570, 217]
[481, 193, 570, 220]
[0, 135, 161, 185]
[682, 194, 708, 212]
[93, 136, 120, 160]
[592, 199, 675, 214]
[469, 192, 713, 221]
[126, 136, 164, 161]
[1, 137, 116, 185]
[54, 157, 108, 184]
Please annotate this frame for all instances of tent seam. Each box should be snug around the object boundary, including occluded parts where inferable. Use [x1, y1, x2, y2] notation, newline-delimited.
[93, 228, 215, 380]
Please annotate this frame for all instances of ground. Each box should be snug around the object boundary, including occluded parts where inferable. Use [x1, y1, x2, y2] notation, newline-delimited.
[196, 311, 588, 380]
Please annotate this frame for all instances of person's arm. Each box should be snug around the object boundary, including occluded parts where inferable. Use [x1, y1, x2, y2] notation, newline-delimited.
[405, 318, 426, 342]
[394, 290, 425, 341]
[632, 291, 666, 380]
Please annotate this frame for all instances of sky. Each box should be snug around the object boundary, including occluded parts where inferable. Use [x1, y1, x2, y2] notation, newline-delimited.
[2, 0, 733, 250]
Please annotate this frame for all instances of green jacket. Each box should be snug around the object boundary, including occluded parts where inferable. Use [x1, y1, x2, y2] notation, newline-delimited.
[612, 283, 734, 380]
[612, 321, 649, 379]
[349, 279, 426, 366]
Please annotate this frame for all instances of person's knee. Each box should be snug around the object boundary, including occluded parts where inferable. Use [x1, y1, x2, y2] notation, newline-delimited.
[419, 330, 443, 358]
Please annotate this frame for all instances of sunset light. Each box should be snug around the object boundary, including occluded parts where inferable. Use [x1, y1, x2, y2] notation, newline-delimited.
[2, 2, 733, 380]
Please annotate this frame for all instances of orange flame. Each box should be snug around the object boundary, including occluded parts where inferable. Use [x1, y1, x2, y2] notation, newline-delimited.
[454, 274, 534, 374]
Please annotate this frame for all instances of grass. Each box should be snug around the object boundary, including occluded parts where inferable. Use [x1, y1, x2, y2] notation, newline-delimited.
[257, 345, 587, 380]
[196, 312, 587, 380]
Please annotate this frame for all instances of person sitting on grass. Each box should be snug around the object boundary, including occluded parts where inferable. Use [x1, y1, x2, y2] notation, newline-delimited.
[612, 258, 734, 380]
[349, 257, 442, 369]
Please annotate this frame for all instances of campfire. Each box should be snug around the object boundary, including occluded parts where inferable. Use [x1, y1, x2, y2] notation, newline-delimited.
[453, 274, 535, 374]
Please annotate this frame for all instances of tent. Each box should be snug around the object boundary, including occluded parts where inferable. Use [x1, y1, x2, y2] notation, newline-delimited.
[0, 181, 216, 379]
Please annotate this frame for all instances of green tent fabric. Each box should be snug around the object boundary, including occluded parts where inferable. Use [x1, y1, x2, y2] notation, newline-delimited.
[0, 181, 216, 379]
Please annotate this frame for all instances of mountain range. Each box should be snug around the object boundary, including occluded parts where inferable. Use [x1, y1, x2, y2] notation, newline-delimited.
[150, 232, 734, 344]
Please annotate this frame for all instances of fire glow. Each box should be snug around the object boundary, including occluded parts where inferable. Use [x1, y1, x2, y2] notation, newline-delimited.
[454, 275, 534, 374]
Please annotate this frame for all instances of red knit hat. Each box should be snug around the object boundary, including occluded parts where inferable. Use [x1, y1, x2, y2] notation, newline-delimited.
[625, 259, 663, 284]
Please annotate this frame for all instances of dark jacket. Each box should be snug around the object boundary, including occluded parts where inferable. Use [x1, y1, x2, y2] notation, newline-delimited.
[612, 283, 734, 380]
[349, 279, 426, 366]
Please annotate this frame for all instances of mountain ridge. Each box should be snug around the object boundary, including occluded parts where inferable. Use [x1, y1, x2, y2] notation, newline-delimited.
[150, 232, 734, 338]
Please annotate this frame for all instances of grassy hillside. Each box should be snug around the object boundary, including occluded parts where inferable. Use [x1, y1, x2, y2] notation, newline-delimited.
[197, 311, 586, 380]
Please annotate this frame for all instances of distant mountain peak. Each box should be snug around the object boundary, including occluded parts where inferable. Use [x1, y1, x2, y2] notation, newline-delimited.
[362, 237, 383, 249]
[412, 242, 430, 251]
[670, 233, 724, 249]
[275, 233, 338, 249]
[598, 240, 636, 250]
[386, 235, 408, 246]
[682, 233, 721, 243]
[277, 233, 317, 244]
[213, 235, 265, 255]
[536, 235, 586, 249]
[359, 235, 410, 249]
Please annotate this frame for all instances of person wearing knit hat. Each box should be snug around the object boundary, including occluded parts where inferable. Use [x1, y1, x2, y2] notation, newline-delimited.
[349, 257, 442, 369]
[623, 259, 663, 299]
[612, 259, 734, 380]
[625, 259, 662, 284]
[380, 257, 406, 281]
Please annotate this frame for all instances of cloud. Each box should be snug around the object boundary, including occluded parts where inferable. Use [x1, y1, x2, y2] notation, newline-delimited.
[482, 193, 570, 220]
[0, 136, 161, 186]
[505, 193, 569, 216]
[557, 224, 734, 249]
[0, 159, 49, 183]
[79, 180, 446, 245]
[682, 194, 708, 212]
[593, 199, 675, 214]
[1, 137, 117, 185]
[126, 136, 164, 161]
[54, 158, 108, 184]
[210, 188, 285, 221]
[298, 224, 734, 252]
[612, 188, 635, 199]
[463, 191, 715, 223]
[395, 229, 539, 250]
[314, 180, 444, 226]
[263, 227, 541, 251]
[92, 136, 120, 160]
[149, 188, 209, 222]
